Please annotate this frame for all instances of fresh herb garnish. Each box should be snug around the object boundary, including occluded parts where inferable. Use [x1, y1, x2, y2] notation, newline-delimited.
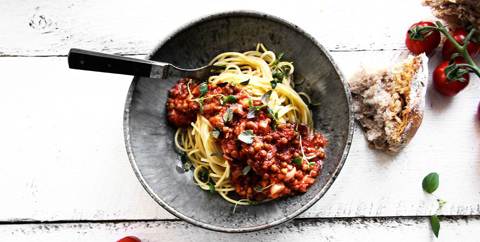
[292, 157, 303, 166]
[261, 90, 272, 105]
[211, 128, 221, 139]
[222, 95, 237, 104]
[422, 172, 439, 194]
[223, 108, 233, 123]
[199, 82, 208, 97]
[266, 107, 278, 121]
[247, 97, 253, 107]
[239, 79, 250, 85]
[242, 165, 251, 175]
[180, 153, 192, 171]
[308, 162, 316, 167]
[270, 80, 279, 89]
[421, 172, 444, 238]
[199, 168, 209, 183]
[208, 183, 216, 193]
[247, 108, 256, 119]
[238, 130, 255, 144]
[430, 215, 440, 238]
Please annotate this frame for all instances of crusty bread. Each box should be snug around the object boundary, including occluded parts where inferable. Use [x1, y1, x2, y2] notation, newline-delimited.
[423, 0, 480, 29]
[349, 54, 428, 152]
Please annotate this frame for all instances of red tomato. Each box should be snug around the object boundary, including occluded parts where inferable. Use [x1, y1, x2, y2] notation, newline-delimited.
[442, 29, 480, 59]
[433, 60, 470, 96]
[117, 236, 141, 242]
[406, 21, 441, 55]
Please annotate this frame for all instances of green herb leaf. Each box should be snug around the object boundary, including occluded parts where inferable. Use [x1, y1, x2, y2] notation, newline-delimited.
[292, 157, 303, 166]
[180, 154, 192, 171]
[242, 165, 251, 175]
[211, 129, 221, 139]
[247, 97, 253, 107]
[208, 183, 216, 193]
[261, 90, 272, 105]
[199, 168, 209, 183]
[238, 130, 255, 144]
[308, 162, 316, 167]
[266, 107, 278, 122]
[430, 215, 440, 238]
[223, 108, 233, 123]
[247, 108, 256, 119]
[422, 172, 439, 194]
[239, 79, 250, 85]
[199, 82, 208, 97]
[223, 95, 237, 104]
[270, 80, 278, 89]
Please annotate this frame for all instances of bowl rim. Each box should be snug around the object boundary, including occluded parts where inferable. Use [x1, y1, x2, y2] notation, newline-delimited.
[123, 10, 354, 233]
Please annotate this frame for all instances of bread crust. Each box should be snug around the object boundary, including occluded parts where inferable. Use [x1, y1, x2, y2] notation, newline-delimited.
[349, 53, 428, 153]
[388, 54, 428, 152]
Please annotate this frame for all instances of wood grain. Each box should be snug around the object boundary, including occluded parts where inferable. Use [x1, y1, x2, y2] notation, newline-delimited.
[1, 50, 479, 222]
[1, 217, 478, 242]
[0, 0, 435, 56]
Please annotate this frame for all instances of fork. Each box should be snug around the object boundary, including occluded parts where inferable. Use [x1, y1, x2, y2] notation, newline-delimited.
[68, 48, 218, 80]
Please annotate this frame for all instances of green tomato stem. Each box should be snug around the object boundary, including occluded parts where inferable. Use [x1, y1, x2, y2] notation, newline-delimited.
[424, 21, 480, 78]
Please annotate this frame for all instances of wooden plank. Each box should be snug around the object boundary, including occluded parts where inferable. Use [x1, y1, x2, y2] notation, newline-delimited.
[0, 0, 435, 56]
[0, 217, 479, 241]
[1, 50, 479, 222]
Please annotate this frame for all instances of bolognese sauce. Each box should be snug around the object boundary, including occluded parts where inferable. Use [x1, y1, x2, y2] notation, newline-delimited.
[167, 78, 328, 202]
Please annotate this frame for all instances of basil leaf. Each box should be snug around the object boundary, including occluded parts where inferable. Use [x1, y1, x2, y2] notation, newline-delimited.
[238, 130, 255, 144]
[223, 108, 233, 123]
[270, 80, 278, 89]
[292, 157, 303, 166]
[261, 90, 272, 105]
[180, 154, 192, 171]
[199, 82, 208, 97]
[239, 79, 250, 85]
[242, 165, 251, 175]
[211, 129, 220, 139]
[247, 108, 256, 119]
[223, 95, 237, 104]
[430, 215, 440, 238]
[248, 97, 253, 107]
[266, 107, 277, 121]
[422, 172, 439, 194]
[208, 183, 216, 193]
[308, 162, 316, 167]
[199, 168, 209, 183]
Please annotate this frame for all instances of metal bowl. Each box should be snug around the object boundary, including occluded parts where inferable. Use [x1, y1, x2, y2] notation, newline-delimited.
[124, 11, 353, 232]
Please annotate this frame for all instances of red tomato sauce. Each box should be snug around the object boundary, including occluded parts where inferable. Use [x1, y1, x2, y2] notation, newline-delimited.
[167, 78, 328, 201]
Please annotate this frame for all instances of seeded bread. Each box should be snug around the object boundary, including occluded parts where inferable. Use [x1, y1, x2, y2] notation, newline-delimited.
[349, 54, 428, 152]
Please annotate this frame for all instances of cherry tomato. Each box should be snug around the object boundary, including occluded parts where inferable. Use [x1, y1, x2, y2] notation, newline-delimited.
[442, 29, 480, 59]
[117, 236, 141, 242]
[406, 21, 441, 55]
[433, 60, 470, 96]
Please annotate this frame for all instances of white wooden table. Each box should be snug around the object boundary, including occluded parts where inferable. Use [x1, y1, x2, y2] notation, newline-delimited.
[1, 0, 479, 241]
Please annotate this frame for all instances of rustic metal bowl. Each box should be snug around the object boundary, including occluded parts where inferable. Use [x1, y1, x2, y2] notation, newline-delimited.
[124, 11, 353, 232]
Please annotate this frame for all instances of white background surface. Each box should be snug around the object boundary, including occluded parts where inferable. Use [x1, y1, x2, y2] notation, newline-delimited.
[1, 0, 479, 241]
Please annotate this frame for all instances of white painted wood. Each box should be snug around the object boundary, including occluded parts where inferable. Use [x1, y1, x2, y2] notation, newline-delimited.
[0, 50, 479, 222]
[0, 217, 479, 242]
[0, 0, 435, 56]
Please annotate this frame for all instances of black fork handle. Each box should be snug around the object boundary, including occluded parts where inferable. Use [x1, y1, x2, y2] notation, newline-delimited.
[68, 48, 167, 78]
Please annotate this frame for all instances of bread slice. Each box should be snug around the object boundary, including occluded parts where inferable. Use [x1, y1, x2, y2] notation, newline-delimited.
[349, 54, 428, 152]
